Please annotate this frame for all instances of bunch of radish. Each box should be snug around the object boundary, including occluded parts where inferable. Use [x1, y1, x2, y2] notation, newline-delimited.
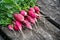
[8, 6, 41, 31]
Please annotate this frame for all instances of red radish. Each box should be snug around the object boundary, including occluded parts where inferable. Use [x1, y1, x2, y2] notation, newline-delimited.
[13, 13, 24, 22]
[28, 11, 36, 18]
[34, 6, 40, 13]
[15, 21, 22, 30]
[8, 24, 13, 30]
[14, 21, 25, 38]
[13, 21, 19, 31]
[27, 16, 38, 29]
[14, 25, 19, 31]
[24, 18, 32, 29]
[27, 16, 35, 24]
[20, 10, 27, 16]
[29, 7, 35, 13]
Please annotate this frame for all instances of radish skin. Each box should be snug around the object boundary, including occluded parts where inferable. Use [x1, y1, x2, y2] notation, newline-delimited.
[28, 11, 36, 18]
[14, 25, 19, 31]
[13, 13, 24, 22]
[24, 18, 32, 29]
[14, 21, 25, 38]
[15, 21, 22, 30]
[27, 16, 35, 24]
[34, 6, 40, 14]
[20, 10, 27, 16]
[29, 7, 35, 13]
[13, 21, 20, 31]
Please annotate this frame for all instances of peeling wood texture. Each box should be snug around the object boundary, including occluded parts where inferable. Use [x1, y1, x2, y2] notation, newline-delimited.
[1, 16, 60, 40]
[37, 0, 60, 26]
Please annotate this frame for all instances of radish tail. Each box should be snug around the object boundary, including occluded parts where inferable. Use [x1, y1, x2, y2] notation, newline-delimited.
[13, 29, 19, 37]
[36, 21, 40, 28]
[35, 23, 38, 29]
[19, 30, 25, 39]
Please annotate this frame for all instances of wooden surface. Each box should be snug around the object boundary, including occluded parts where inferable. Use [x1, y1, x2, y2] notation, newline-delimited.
[1, 16, 60, 40]
[0, 36, 4, 40]
[37, 0, 60, 26]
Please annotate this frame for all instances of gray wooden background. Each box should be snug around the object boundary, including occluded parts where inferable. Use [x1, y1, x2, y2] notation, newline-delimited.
[37, 0, 60, 25]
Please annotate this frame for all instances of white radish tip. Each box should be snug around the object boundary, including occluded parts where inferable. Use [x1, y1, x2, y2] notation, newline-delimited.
[29, 26, 32, 29]
[34, 18, 37, 22]
[19, 27, 22, 31]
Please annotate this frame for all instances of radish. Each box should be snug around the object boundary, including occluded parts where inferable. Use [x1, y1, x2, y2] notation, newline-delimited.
[8, 24, 13, 30]
[32, 13, 42, 29]
[20, 10, 27, 16]
[27, 16, 38, 29]
[14, 20, 25, 38]
[28, 10, 40, 19]
[13, 21, 19, 31]
[15, 21, 26, 38]
[24, 18, 32, 29]
[27, 16, 35, 24]
[14, 25, 19, 31]
[28, 11, 36, 18]
[13, 13, 24, 22]
[15, 20, 22, 30]
[27, 16, 38, 30]
[34, 6, 40, 14]
[29, 7, 35, 13]
[34, 6, 42, 19]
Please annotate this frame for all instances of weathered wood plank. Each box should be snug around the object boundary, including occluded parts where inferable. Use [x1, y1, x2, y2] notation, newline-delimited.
[1, 15, 60, 40]
[37, 0, 60, 26]
[0, 36, 4, 40]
